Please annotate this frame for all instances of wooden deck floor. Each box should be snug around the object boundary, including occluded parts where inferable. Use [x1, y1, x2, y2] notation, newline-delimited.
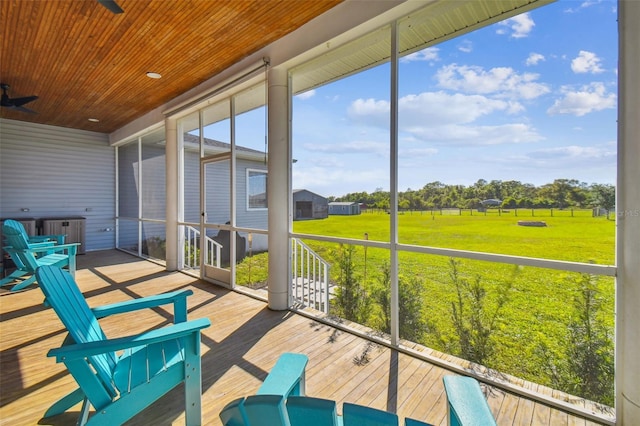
[0, 250, 611, 425]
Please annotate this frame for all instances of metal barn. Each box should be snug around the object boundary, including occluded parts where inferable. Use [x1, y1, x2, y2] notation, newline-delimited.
[293, 189, 328, 220]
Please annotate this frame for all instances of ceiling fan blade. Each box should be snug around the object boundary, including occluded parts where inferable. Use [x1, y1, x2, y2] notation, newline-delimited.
[11, 95, 38, 107]
[97, 0, 124, 14]
[12, 105, 38, 114]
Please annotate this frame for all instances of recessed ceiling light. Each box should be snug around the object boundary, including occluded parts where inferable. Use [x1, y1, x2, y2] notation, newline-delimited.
[88, 118, 100, 122]
[146, 72, 162, 79]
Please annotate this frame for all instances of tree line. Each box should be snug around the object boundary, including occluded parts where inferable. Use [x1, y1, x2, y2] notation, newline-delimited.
[330, 179, 615, 212]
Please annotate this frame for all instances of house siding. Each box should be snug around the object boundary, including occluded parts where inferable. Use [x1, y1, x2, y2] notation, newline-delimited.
[202, 157, 268, 252]
[116, 137, 269, 254]
[0, 118, 115, 251]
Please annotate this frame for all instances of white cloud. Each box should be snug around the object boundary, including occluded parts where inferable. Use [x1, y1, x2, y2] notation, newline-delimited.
[480, 144, 616, 183]
[497, 13, 535, 38]
[293, 165, 386, 196]
[547, 82, 616, 116]
[399, 147, 438, 158]
[402, 47, 439, 63]
[501, 144, 617, 176]
[526, 53, 545, 66]
[296, 89, 316, 100]
[527, 145, 615, 160]
[457, 40, 473, 53]
[571, 50, 604, 73]
[347, 92, 542, 146]
[435, 64, 550, 100]
[348, 92, 512, 129]
[400, 92, 514, 125]
[409, 123, 543, 145]
[347, 98, 389, 125]
[564, 0, 605, 13]
[303, 139, 388, 156]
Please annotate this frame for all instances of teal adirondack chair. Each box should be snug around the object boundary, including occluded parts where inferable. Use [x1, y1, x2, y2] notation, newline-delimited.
[1, 219, 77, 291]
[442, 376, 496, 426]
[35, 265, 211, 426]
[219, 352, 434, 426]
[221, 395, 434, 426]
[9, 219, 66, 245]
[1, 219, 61, 287]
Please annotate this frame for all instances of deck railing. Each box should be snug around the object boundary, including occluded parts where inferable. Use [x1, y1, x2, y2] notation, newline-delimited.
[291, 238, 331, 313]
[184, 226, 222, 269]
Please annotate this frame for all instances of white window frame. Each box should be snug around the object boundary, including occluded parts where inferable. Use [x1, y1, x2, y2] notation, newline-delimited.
[246, 168, 268, 211]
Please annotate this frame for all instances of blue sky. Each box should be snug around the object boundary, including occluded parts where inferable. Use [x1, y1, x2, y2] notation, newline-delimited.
[291, 0, 618, 198]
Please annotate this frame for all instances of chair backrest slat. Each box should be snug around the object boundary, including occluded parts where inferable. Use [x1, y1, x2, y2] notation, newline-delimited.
[286, 396, 339, 426]
[3, 220, 39, 270]
[243, 395, 291, 426]
[35, 265, 118, 396]
[220, 397, 250, 426]
[343, 402, 399, 426]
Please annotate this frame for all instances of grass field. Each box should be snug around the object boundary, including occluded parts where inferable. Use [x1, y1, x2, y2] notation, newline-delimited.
[295, 209, 614, 264]
[285, 210, 616, 402]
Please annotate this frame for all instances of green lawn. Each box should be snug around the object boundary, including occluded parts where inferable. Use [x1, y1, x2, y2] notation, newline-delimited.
[287, 210, 615, 402]
[294, 209, 614, 264]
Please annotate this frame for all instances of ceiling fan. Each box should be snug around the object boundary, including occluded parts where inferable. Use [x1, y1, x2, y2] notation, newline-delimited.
[97, 0, 124, 14]
[0, 83, 38, 114]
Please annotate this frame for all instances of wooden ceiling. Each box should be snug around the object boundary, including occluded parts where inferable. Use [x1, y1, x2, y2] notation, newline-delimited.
[0, 0, 343, 133]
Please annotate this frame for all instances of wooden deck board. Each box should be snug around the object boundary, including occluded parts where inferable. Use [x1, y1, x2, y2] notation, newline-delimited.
[0, 250, 611, 426]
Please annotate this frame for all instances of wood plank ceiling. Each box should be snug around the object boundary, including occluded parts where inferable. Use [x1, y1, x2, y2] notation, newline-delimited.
[0, 0, 343, 133]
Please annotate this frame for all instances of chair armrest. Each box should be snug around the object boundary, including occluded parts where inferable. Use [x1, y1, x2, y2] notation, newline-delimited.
[92, 289, 194, 323]
[26, 241, 56, 248]
[21, 243, 80, 254]
[47, 318, 211, 361]
[442, 376, 496, 426]
[257, 352, 308, 397]
[34, 234, 66, 244]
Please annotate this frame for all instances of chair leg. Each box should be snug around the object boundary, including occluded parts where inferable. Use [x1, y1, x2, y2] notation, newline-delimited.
[44, 387, 86, 419]
[69, 256, 77, 277]
[11, 275, 36, 291]
[184, 335, 203, 426]
[77, 397, 91, 426]
[0, 269, 30, 286]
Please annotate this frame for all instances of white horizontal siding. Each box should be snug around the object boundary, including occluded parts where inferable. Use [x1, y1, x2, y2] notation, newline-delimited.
[0, 118, 115, 251]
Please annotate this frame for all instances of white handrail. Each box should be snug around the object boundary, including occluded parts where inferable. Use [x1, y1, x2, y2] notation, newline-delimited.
[184, 226, 222, 269]
[291, 238, 331, 313]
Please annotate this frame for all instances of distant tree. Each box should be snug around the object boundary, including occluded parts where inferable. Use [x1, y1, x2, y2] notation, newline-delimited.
[330, 178, 613, 214]
[517, 197, 532, 208]
[487, 180, 504, 200]
[590, 184, 616, 219]
[463, 197, 481, 209]
[501, 197, 517, 209]
[409, 193, 425, 211]
[538, 179, 586, 208]
[533, 197, 553, 208]
[375, 198, 390, 211]
[472, 179, 489, 200]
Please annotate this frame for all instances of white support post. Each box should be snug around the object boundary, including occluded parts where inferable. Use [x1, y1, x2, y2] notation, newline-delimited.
[165, 117, 178, 271]
[389, 21, 400, 345]
[267, 66, 290, 310]
[616, 1, 640, 423]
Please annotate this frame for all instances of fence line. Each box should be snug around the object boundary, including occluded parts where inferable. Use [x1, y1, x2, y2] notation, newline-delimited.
[363, 208, 606, 218]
